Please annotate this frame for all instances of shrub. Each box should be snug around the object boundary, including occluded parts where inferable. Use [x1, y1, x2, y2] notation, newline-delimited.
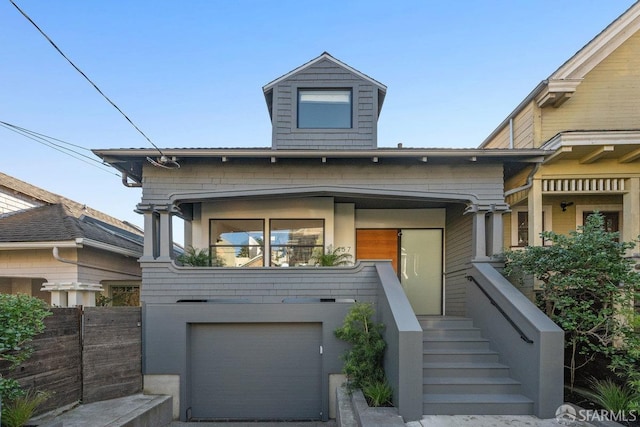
[176, 246, 224, 267]
[586, 378, 639, 413]
[363, 380, 393, 407]
[334, 303, 386, 394]
[1, 389, 50, 427]
[0, 379, 23, 405]
[504, 212, 640, 389]
[0, 293, 51, 368]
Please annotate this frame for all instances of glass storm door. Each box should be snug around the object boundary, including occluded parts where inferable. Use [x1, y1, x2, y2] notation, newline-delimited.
[400, 229, 443, 315]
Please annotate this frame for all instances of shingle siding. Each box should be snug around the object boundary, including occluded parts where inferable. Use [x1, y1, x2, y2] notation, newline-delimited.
[141, 162, 505, 206]
[270, 59, 378, 150]
[140, 261, 380, 304]
[444, 204, 472, 316]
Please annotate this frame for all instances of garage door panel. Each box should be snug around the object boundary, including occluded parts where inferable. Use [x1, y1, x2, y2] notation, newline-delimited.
[190, 323, 322, 420]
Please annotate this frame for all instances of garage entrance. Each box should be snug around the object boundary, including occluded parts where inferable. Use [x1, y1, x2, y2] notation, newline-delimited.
[188, 322, 322, 420]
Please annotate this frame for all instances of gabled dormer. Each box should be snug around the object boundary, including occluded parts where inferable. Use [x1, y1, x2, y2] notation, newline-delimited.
[263, 52, 387, 150]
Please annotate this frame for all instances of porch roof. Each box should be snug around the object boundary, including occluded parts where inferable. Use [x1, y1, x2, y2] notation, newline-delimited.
[93, 147, 548, 185]
[539, 130, 640, 164]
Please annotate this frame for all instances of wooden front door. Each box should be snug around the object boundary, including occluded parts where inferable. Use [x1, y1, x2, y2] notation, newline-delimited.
[356, 229, 399, 273]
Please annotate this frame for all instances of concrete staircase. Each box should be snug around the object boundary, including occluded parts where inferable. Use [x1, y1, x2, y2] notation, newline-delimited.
[419, 316, 534, 415]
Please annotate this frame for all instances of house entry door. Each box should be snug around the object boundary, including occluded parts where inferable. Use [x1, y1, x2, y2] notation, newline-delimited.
[400, 229, 443, 315]
[356, 228, 443, 315]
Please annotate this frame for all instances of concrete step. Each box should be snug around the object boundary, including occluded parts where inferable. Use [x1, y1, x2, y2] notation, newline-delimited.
[423, 349, 500, 364]
[423, 376, 522, 394]
[423, 327, 483, 339]
[417, 316, 475, 329]
[423, 336, 491, 350]
[29, 394, 172, 427]
[423, 362, 511, 378]
[423, 393, 534, 415]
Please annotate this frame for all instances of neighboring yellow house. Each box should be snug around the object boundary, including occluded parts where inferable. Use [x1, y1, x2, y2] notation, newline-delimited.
[481, 3, 640, 261]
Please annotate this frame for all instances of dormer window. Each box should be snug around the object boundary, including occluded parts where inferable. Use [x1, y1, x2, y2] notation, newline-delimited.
[297, 89, 352, 129]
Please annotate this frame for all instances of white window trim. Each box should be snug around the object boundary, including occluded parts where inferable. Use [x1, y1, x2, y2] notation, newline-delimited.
[510, 205, 553, 247]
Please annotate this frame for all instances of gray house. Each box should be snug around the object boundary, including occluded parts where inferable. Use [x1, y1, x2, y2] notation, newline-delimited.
[95, 53, 563, 422]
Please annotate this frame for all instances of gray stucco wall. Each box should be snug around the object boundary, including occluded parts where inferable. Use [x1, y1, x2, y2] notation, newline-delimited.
[375, 262, 423, 421]
[269, 58, 379, 150]
[467, 262, 564, 418]
[144, 301, 353, 422]
[141, 262, 381, 421]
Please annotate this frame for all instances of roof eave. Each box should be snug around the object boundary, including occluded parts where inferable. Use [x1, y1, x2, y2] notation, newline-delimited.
[81, 238, 143, 258]
[95, 148, 549, 165]
[262, 52, 387, 94]
[0, 240, 79, 250]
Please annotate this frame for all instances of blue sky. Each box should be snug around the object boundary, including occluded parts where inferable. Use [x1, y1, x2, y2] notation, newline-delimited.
[0, 0, 635, 233]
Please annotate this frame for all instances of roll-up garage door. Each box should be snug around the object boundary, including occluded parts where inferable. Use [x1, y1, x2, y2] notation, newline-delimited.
[189, 322, 322, 420]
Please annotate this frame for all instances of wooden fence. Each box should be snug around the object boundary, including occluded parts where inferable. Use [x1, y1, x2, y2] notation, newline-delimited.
[0, 307, 142, 413]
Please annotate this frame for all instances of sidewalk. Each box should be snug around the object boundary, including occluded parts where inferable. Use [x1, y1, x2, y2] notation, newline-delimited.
[29, 394, 171, 427]
[28, 394, 610, 427]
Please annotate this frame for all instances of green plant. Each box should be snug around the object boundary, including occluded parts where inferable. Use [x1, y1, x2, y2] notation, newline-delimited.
[0, 294, 51, 368]
[363, 380, 393, 407]
[1, 389, 50, 427]
[0, 293, 51, 424]
[586, 378, 639, 413]
[504, 213, 640, 389]
[334, 303, 386, 392]
[95, 293, 113, 307]
[176, 246, 225, 267]
[0, 379, 23, 405]
[310, 245, 353, 266]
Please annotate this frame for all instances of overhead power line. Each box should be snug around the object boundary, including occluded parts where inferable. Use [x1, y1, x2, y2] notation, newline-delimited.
[0, 121, 119, 177]
[9, 0, 166, 158]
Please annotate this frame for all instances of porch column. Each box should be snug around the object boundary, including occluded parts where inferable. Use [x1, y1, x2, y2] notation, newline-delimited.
[143, 209, 156, 261]
[623, 178, 640, 250]
[41, 282, 104, 307]
[136, 204, 157, 261]
[157, 205, 173, 261]
[488, 210, 504, 257]
[528, 178, 543, 247]
[471, 209, 490, 261]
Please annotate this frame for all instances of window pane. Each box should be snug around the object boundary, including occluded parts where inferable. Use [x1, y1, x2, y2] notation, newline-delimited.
[270, 219, 324, 267]
[517, 212, 528, 246]
[298, 89, 351, 129]
[210, 219, 264, 267]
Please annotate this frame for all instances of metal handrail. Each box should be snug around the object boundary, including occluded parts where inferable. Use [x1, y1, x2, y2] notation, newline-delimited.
[466, 275, 534, 344]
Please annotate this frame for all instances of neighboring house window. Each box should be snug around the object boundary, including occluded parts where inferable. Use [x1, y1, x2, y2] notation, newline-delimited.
[297, 89, 352, 129]
[510, 206, 552, 247]
[210, 219, 265, 267]
[582, 211, 620, 242]
[516, 211, 529, 247]
[270, 219, 324, 267]
[583, 211, 619, 233]
[576, 205, 622, 240]
[110, 285, 140, 307]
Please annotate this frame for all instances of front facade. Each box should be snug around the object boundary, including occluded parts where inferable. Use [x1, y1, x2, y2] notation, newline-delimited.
[481, 3, 640, 289]
[96, 53, 562, 422]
